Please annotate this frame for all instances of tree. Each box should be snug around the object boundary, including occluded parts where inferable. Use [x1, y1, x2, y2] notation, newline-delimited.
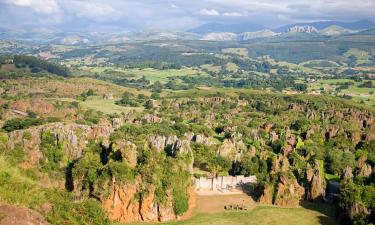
[144, 100, 154, 110]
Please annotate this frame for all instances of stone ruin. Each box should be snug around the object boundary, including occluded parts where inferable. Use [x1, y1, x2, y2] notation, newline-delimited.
[194, 175, 257, 191]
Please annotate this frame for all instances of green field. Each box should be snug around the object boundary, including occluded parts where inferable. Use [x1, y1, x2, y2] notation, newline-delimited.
[80, 96, 143, 114]
[200, 64, 221, 73]
[52, 96, 143, 114]
[267, 59, 323, 75]
[128, 204, 338, 225]
[308, 79, 375, 107]
[82, 67, 206, 84]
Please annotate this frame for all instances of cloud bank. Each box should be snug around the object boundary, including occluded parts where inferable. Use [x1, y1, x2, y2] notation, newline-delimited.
[0, 0, 374, 31]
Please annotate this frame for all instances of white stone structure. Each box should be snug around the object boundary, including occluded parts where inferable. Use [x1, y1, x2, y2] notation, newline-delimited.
[194, 175, 257, 191]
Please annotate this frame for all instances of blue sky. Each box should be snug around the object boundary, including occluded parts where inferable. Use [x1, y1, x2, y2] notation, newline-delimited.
[0, 0, 375, 31]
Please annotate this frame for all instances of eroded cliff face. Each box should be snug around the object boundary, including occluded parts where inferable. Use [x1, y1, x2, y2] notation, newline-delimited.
[6, 122, 113, 165]
[102, 183, 178, 223]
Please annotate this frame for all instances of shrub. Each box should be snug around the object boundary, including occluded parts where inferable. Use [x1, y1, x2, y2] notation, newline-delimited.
[41, 131, 63, 171]
[173, 188, 189, 215]
[107, 161, 135, 183]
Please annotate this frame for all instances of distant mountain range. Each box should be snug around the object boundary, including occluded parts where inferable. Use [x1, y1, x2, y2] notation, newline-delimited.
[0, 19, 374, 44]
[274, 19, 375, 32]
[188, 22, 266, 34]
[189, 19, 375, 34]
[187, 19, 375, 41]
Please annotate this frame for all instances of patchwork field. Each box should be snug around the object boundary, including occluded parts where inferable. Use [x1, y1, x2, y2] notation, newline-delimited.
[81, 67, 206, 84]
[308, 78, 375, 106]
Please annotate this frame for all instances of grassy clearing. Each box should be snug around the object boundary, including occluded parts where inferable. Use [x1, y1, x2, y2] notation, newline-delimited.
[54, 96, 143, 115]
[7, 76, 148, 98]
[82, 67, 205, 84]
[268, 59, 322, 75]
[325, 174, 340, 182]
[0, 155, 46, 208]
[221, 48, 249, 57]
[80, 96, 143, 114]
[200, 64, 221, 73]
[128, 204, 338, 225]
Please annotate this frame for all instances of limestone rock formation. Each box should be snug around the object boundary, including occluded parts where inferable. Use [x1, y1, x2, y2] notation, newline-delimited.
[325, 125, 340, 140]
[113, 140, 138, 167]
[192, 134, 215, 146]
[259, 185, 274, 205]
[142, 114, 162, 124]
[306, 161, 326, 202]
[272, 155, 290, 174]
[269, 131, 279, 143]
[217, 138, 246, 161]
[274, 175, 305, 207]
[7, 122, 114, 165]
[147, 135, 192, 156]
[356, 157, 372, 177]
[341, 166, 354, 180]
[259, 175, 305, 207]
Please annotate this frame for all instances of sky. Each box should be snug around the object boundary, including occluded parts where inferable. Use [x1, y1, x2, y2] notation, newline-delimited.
[0, 0, 375, 32]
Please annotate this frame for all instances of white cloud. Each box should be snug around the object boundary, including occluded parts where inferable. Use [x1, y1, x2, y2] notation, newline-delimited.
[2, 0, 59, 14]
[1, 0, 375, 31]
[223, 12, 247, 17]
[68, 1, 116, 18]
[199, 8, 220, 16]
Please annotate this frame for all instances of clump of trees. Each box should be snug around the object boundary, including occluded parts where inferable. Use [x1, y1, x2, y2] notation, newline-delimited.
[2, 118, 44, 132]
[14, 55, 71, 77]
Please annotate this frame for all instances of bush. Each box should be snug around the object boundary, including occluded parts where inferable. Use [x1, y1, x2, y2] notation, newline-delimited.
[83, 110, 103, 125]
[46, 190, 110, 225]
[41, 131, 63, 171]
[107, 161, 135, 183]
[173, 188, 189, 215]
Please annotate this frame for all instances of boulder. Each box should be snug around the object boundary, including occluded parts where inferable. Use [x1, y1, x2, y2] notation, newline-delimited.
[0, 204, 50, 225]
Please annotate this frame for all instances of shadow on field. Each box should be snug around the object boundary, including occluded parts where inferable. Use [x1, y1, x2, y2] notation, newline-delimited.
[301, 201, 339, 225]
